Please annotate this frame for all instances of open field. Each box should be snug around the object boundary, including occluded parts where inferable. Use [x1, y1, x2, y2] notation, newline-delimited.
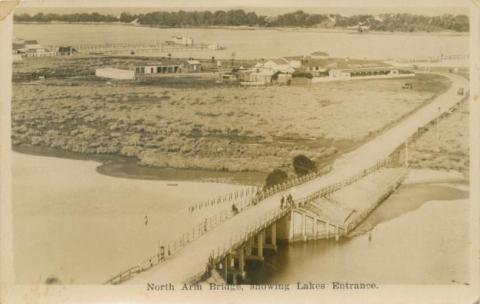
[12, 69, 450, 175]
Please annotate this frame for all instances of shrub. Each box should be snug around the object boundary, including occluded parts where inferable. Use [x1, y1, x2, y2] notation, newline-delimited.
[45, 276, 61, 284]
[293, 154, 316, 176]
[265, 169, 288, 189]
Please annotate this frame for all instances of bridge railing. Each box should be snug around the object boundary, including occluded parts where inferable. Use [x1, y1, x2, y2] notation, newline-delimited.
[184, 205, 293, 284]
[104, 188, 256, 284]
[345, 168, 408, 232]
[104, 155, 395, 285]
[187, 186, 259, 213]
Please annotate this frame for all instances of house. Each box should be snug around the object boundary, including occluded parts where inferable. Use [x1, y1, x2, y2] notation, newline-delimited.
[57, 46, 77, 56]
[95, 68, 135, 80]
[276, 73, 292, 85]
[216, 70, 238, 83]
[301, 59, 330, 77]
[185, 60, 202, 72]
[135, 63, 182, 75]
[329, 66, 402, 79]
[258, 58, 295, 74]
[236, 68, 254, 82]
[12, 39, 55, 58]
[307, 66, 414, 83]
[12, 42, 26, 54]
[246, 69, 276, 85]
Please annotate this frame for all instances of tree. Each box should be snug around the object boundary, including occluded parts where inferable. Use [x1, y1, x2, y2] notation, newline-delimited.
[292, 154, 316, 176]
[265, 169, 288, 189]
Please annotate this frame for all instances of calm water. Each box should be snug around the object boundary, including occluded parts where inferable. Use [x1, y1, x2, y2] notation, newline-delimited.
[14, 24, 469, 60]
[12, 152, 244, 284]
[13, 151, 470, 284]
[246, 184, 470, 285]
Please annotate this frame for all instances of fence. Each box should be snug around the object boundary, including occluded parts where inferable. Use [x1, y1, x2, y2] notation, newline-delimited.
[104, 154, 399, 285]
[187, 186, 258, 213]
[184, 205, 293, 284]
[345, 168, 408, 232]
[103, 155, 394, 284]
[104, 188, 256, 285]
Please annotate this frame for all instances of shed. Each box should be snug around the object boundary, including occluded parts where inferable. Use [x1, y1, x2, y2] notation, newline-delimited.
[250, 69, 275, 84]
[186, 60, 202, 72]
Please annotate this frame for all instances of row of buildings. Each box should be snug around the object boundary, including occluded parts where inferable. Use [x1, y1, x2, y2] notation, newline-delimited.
[13, 38, 76, 61]
[219, 53, 415, 86]
[95, 59, 203, 80]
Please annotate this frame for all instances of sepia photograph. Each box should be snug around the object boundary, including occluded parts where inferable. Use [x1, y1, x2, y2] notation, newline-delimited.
[0, 0, 479, 303]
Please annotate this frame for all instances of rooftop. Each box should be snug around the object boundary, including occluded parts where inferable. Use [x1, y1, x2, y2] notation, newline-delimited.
[269, 58, 290, 65]
[302, 58, 390, 69]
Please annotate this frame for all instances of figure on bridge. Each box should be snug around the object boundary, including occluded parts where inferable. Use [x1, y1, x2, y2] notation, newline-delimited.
[232, 204, 239, 215]
[286, 194, 294, 207]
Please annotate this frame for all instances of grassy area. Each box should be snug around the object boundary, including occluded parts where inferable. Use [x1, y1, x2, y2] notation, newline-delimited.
[12, 56, 451, 175]
[409, 101, 469, 174]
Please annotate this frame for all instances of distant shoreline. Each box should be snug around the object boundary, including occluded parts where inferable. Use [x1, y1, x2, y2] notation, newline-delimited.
[13, 22, 469, 37]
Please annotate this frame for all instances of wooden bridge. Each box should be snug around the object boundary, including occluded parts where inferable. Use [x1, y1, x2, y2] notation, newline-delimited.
[47, 43, 224, 55]
[103, 72, 468, 285]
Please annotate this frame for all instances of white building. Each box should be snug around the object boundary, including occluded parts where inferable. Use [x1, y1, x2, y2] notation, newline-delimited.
[95, 68, 135, 80]
[259, 58, 296, 74]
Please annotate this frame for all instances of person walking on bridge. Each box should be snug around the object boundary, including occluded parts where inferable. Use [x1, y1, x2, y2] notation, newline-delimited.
[232, 203, 239, 215]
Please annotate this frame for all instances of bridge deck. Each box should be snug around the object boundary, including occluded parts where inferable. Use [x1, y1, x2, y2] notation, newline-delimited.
[128, 72, 468, 284]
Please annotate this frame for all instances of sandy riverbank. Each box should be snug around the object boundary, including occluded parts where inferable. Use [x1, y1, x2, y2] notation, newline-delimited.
[349, 169, 469, 237]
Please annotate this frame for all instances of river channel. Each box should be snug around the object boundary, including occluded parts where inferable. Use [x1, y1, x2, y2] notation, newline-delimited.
[12, 151, 469, 284]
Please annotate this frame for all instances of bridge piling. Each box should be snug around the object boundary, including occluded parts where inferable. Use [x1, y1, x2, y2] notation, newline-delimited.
[271, 222, 277, 252]
[302, 213, 307, 241]
[257, 230, 264, 259]
[237, 247, 246, 280]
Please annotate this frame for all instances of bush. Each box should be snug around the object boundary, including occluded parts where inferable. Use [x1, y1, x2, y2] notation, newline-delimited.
[45, 276, 61, 284]
[265, 169, 288, 189]
[293, 154, 316, 176]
